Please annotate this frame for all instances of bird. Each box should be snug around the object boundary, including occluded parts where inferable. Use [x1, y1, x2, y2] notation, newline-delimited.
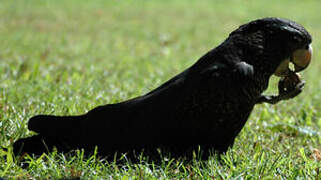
[13, 17, 312, 161]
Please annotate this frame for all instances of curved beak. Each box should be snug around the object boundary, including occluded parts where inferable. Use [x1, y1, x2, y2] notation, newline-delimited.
[292, 44, 312, 72]
[274, 44, 312, 77]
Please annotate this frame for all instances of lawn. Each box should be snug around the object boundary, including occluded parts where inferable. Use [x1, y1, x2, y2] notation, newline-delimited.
[1, 0, 321, 179]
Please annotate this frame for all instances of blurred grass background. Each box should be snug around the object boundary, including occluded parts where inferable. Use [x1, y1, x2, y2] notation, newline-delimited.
[0, 0, 321, 179]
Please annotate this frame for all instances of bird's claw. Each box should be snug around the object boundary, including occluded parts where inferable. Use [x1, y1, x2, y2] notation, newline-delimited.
[279, 80, 305, 100]
[256, 76, 305, 104]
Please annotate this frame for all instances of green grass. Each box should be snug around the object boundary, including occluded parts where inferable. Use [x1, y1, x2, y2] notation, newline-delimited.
[1, 0, 321, 179]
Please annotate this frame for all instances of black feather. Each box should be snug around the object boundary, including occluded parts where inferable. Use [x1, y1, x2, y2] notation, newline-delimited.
[13, 17, 312, 160]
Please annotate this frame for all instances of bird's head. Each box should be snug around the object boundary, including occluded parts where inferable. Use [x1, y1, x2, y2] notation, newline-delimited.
[273, 38, 312, 77]
[265, 18, 313, 77]
[231, 17, 312, 77]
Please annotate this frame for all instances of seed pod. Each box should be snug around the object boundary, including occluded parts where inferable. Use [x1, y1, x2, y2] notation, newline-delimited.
[278, 73, 302, 94]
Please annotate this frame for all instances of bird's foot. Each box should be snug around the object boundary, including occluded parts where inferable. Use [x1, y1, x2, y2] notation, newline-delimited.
[278, 80, 305, 100]
[256, 73, 305, 104]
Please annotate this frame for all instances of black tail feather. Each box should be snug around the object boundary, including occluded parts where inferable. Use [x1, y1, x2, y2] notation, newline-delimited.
[13, 135, 61, 156]
[28, 115, 85, 137]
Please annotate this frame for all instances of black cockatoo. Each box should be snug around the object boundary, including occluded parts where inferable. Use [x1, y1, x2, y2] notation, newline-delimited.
[13, 17, 312, 160]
